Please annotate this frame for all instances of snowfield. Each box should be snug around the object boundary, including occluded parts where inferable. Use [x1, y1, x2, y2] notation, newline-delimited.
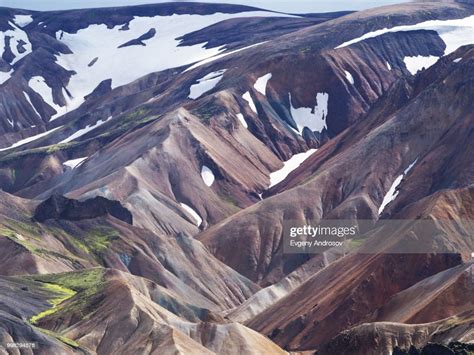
[54, 12, 293, 117]
[23, 92, 41, 118]
[184, 41, 267, 72]
[63, 157, 88, 169]
[242, 92, 257, 114]
[13, 15, 34, 28]
[236, 113, 248, 128]
[269, 149, 317, 188]
[28, 76, 69, 120]
[180, 203, 203, 227]
[201, 166, 215, 187]
[336, 16, 474, 74]
[290, 92, 329, 134]
[254, 73, 272, 95]
[0, 70, 13, 85]
[378, 159, 417, 215]
[344, 70, 354, 84]
[0, 21, 32, 65]
[0, 126, 62, 152]
[60, 116, 113, 144]
[188, 69, 226, 99]
[403, 55, 439, 75]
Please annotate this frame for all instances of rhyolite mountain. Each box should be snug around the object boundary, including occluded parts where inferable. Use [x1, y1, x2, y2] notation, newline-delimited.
[0, 1, 473, 354]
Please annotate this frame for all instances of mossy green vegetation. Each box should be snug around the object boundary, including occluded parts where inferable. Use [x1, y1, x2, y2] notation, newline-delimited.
[28, 269, 106, 325]
[29, 268, 105, 294]
[34, 326, 80, 348]
[30, 284, 76, 324]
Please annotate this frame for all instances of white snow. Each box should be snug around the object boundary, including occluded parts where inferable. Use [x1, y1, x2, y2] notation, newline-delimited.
[269, 149, 317, 188]
[236, 113, 248, 128]
[289, 92, 329, 134]
[254, 73, 272, 95]
[378, 159, 417, 215]
[242, 91, 257, 114]
[0, 126, 62, 152]
[13, 15, 34, 27]
[336, 16, 474, 61]
[453, 57, 462, 63]
[201, 165, 215, 187]
[386, 62, 392, 71]
[23, 92, 40, 118]
[188, 69, 226, 99]
[59, 116, 113, 143]
[0, 70, 13, 85]
[344, 70, 354, 84]
[63, 157, 88, 169]
[0, 21, 32, 65]
[185, 41, 267, 72]
[54, 12, 291, 115]
[403, 55, 439, 75]
[28, 76, 68, 120]
[180, 203, 203, 227]
[6, 118, 14, 128]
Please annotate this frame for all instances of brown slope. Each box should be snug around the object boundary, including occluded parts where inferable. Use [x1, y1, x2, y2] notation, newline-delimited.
[244, 184, 473, 351]
[0, 189, 260, 312]
[317, 310, 474, 355]
[27, 269, 286, 355]
[1, 2, 468, 231]
[0, 275, 87, 354]
[198, 45, 474, 285]
[373, 261, 474, 324]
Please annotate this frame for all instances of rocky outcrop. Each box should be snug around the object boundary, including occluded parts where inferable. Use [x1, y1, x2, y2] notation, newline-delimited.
[33, 194, 133, 224]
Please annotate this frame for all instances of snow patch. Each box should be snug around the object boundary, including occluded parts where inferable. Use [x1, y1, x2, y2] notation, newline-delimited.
[0, 21, 32, 65]
[269, 149, 317, 188]
[6, 118, 14, 128]
[236, 113, 248, 128]
[23, 92, 40, 118]
[201, 166, 215, 187]
[60, 116, 112, 143]
[0, 70, 13, 85]
[54, 12, 290, 114]
[386, 62, 392, 71]
[180, 203, 202, 227]
[254, 73, 272, 95]
[336, 15, 474, 57]
[344, 70, 354, 84]
[403, 55, 439, 75]
[453, 57, 462, 63]
[289, 92, 328, 134]
[188, 69, 226, 99]
[63, 157, 88, 169]
[378, 159, 418, 215]
[13, 15, 34, 27]
[242, 91, 257, 114]
[0, 126, 62, 152]
[28, 76, 68, 120]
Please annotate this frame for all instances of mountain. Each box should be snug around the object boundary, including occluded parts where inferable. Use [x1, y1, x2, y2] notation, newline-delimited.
[0, 1, 473, 354]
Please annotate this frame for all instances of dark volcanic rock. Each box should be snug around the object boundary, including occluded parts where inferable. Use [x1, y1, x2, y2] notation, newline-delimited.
[34, 194, 133, 224]
[420, 343, 455, 355]
[118, 28, 156, 48]
[84, 79, 113, 101]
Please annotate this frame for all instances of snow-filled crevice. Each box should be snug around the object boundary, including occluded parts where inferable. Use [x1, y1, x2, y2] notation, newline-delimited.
[254, 73, 272, 95]
[180, 203, 203, 227]
[378, 159, 418, 215]
[269, 149, 317, 188]
[289, 92, 328, 134]
[188, 69, 226, 99]
[201, 165, 215, 187]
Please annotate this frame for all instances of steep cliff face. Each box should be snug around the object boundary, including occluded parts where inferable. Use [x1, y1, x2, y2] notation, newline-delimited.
[34, 194, 133, 224]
